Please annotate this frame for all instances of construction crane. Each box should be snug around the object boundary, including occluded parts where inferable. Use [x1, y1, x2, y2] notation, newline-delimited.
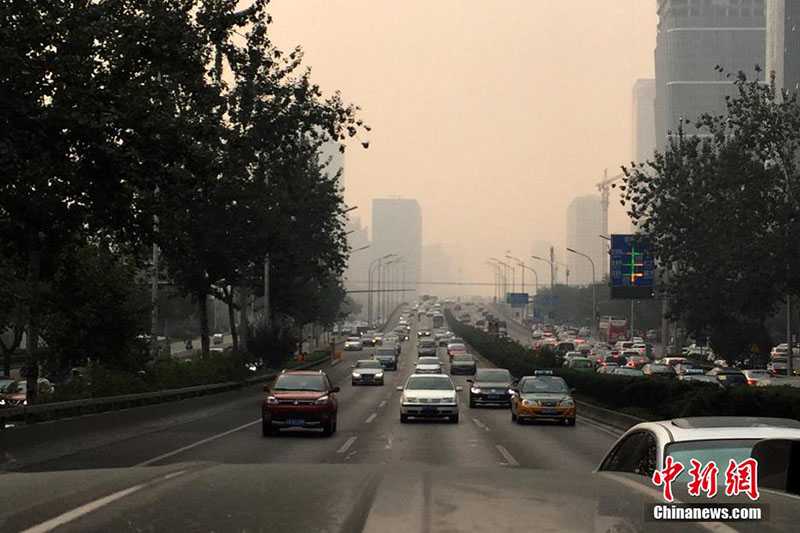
[596, 169, 624, 277]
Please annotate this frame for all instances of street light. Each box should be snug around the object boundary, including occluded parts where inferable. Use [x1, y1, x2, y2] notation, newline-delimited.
[531, 254, 554, 289]
[490, 257, 511, 301]
[368, 254, 395, 325]
[380, 256, 402, 324]
[486, 261, 501, 302]
[566, 247, 597, 339]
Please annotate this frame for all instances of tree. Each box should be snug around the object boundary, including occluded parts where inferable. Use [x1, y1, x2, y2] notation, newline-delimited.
[621, 70, 800, 359]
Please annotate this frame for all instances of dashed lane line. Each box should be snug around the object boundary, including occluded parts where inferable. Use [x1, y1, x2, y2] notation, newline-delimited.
[365, 413, 377, 424]
[337, 436, 358, 454]
[495, 445, 519, 466]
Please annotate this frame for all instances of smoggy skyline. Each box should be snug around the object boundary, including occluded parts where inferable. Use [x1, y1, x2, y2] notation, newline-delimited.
[266, 0, 658, 290]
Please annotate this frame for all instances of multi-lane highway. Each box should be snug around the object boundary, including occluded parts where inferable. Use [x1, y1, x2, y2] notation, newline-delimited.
[1, 314, 616, 477]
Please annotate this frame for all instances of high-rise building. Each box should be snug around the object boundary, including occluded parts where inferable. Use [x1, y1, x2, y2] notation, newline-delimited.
[632, 79, 656, 164]
[654, 0, 766, 151]
[422, 244, 451, 298]
[566, 196, 605, 286]
[767, 0, 800, 93]
[371, 198, 422, 309]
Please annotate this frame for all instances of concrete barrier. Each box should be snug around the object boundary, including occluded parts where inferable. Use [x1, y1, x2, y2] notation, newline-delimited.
[576, 400, 645, 433]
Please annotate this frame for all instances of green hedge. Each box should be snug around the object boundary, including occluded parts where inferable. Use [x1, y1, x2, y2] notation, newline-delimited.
[445, 309, 800, 421]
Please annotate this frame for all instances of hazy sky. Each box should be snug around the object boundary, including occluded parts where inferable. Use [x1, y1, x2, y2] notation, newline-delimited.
[266, 0, 658, 289]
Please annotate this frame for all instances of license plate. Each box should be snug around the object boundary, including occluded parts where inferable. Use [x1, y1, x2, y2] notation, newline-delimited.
[540, 408, 557, 415]
[421, 406, 438, 412]
[487, 395, 500, 400]
[286, 419, 305, 427]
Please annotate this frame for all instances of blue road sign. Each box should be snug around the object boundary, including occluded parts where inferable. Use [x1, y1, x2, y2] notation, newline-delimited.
[506, 293, 529, 307]
[610, 234, 655, 299]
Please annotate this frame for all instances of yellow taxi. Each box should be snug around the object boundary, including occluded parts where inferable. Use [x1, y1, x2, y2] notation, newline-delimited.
[510, 374, 576, 426]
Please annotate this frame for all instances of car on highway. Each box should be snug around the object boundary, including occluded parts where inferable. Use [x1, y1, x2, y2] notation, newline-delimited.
[742, 368, 771, 386]
[595, 363, 619, 374]
[467, 368, 514, 407]
[261, 370, 339, 436]
[706, 367, 748, 388]
[641, 363, 677, 378]
[446, 342, 467, 361]
[383, 334, 402, 355]
[417, 339, 437, 357]
[658, 356, 687, 366]
[610, 367, 643, 377]
[624, 355, 649, 369]
[672, 362, 704, 376]
[417, 329, 432, 338]
[449, 353, 477, 375]
[768, 356, 790, 375]
[678, 374, 722, 386]
[561, 351, 583, 366]
[344, 336, 363, 351]
[531, 328, 543, 339]
[351, 360, 385, 386]
[510, 375, 576, 426]
[397, 373, 461, 423]
[361, 332, 377, 347]
[393, 326, 409, 341]
[567, 357, 595, 371]
[373, 347, 399, 371]
[414, 356, 443, 374]
[597, 416, 800, 496]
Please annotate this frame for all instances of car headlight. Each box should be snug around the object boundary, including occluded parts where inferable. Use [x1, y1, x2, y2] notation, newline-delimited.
[314, 395, 331, 405]
[23, 399, 28, 406]
[522, 399, 539, 406]
[375, 372, 384, 378]
[352, 372, 361, 378]
[266, 395, 279, 405]
[560, 397, 574, 406]
[0, 399, 5, 406]
[446, 396, 457, 403]
[508, 388, 516, 395]
[470, 387, 482, 394]
[405, 397, 419, 403]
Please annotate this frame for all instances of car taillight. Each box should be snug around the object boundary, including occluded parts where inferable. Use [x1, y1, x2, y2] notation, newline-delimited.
[747, 379, 757, 386]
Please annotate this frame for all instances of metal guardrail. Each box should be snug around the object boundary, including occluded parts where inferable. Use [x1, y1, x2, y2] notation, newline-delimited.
[576, 400, 645, 433]
[0, 354, 331, 427]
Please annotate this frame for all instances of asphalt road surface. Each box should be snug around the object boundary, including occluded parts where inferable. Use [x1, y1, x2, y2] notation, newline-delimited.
[2, 313, 616, 478]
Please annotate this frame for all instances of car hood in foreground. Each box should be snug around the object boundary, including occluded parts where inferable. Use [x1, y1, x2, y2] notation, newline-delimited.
[2, 463, 795, 532]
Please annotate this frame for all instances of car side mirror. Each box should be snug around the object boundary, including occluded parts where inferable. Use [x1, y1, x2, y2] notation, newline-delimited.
[331, 386, 340, 393]
[396, 386, 403, 391]
[455, 386, 463, 392]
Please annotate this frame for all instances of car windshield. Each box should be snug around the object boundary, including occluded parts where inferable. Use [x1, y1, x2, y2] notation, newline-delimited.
[448, 344, 466, 351]
[475, 369, 512, 382]
[0, 380, 15, 393]
[419, 341, 435, 348]
[418, 357, 440, 365]
[355, 361, 382, 369]
[570, 360, 593, 369]
[520, 378, 569, 394]
[405, 376, 453, 391]
[347, 337, 360, 342]
[272, 375, 326, 392]
[375, 349, 396, 356]
[453, 354, 473, 362]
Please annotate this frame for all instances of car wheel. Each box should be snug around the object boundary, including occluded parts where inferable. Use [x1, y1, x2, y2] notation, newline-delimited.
[515, 415, 525, 425]
[511, 409, 517, 421]
[322, 419, 334, 436]
[567, 418, 576, 427]
[351, 380, 357, 386]
[262, 417, 275, 437]
[332, 418, 338, 433]
[450, 414, 459, 423]
[400, 414, 409, 423]
[469, 398, 475, 408]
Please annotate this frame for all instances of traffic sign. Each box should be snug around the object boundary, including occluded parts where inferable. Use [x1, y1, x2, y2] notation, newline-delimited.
[506, 292, 529, 307]
[610, 234, 655, 299]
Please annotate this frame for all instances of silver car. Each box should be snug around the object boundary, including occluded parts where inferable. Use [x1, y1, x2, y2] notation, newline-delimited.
[415, 356, 442, 374]
[397, 373, 461, 423]
[351, 360, 385, 386]
[417, 339, 437, 356]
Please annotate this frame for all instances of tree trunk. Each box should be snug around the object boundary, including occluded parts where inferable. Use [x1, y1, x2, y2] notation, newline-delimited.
[198, 292, 210, 355]
[222, 286, 238, 352]
[26, 230, 41, 405]
[238, 284, 249, 352]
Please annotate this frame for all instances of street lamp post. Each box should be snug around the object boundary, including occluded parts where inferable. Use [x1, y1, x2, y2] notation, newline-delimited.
[368, 254, 395, 326]
[531, 255, 554, 289]
[491, 258, 511, 303]
[486, 261, 501, 302]
[566, 247, 597, 339]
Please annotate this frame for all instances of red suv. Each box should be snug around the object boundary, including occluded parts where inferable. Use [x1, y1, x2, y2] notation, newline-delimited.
[262, 370, 339, 436]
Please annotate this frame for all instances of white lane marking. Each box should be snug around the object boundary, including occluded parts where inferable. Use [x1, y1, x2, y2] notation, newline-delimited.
[365, 413, 377, 424]
[378, 400, 387, 408]
[135, 419, 260, 467]
[472, 417, 485, 430]
[495, 445, 519, 466]
[337, 436, 358, 454]
[22, 469, 189, 533]
[575, 415, 623, 437]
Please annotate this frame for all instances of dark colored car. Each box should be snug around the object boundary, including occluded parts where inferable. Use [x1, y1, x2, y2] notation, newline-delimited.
[261, 370, 339, 436]
[604, 354, 628, 367]
[450, 353, 477, 375]
[641, 363, 677, 378]
[707, 368, 748, 388]
[374, 348, 399, 370]
[417, 329, 432, 338]
[467, 368, 514, 407]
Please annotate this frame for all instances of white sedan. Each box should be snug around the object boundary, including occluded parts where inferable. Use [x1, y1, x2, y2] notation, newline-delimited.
[344, 337, 363, 351]
[397, 374, 461, 423]
[414, 356, 442, 374]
